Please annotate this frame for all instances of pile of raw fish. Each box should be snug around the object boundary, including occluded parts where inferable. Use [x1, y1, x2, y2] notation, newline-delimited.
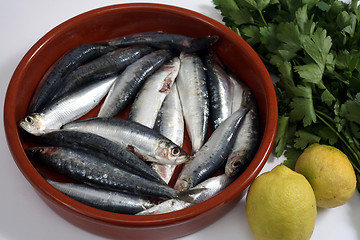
[18, 32, 260, 215]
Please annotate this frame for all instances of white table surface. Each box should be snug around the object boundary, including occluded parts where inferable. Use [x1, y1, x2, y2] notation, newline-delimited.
[1, 1, 359, 239]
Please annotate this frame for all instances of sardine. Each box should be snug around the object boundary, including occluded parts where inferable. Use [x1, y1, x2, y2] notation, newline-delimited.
[137, 174, 234, 215]
[18, 76, 116, 136]
[136, 198, 189, 215]
[26, 146, 193, 200]
[204, 51, 233, 130]
[98, 49, 175, 117]
[28, 43, 116, 113]
[153, 83, 184, 147]
[62, 117, 190, 165]
[47, 180, 155, 214]
[229, 73, 248, 111]
[152, 83, 184, 183]
[186, 174, 235, 204]
[176, 52, 209, 154]
[129, 57, 180, 127]
[38, 130, 165, 184]
[225, 90, 260, 177]
[107, 31, 219, 53]
[174, 107, 248, 191]
[52, 45, 154, 102]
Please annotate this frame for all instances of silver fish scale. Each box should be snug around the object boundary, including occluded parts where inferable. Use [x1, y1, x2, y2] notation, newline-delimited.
[48, 180, 155, 214]
[52, 46, 154, 102]
[29, 43, 115, 113]
[137, 174, 234, 215]
[177, 52, 209, 154]
[98, 49, 175, 118]
[174, 107, 248, 190]
[204, 52, 233, 130]
[129, 57, 180, 128]
[62, 117, 189, 165]
[28, 147, 179, 199]
[151, 83, 184, 183]
[43, 77, 115, 129]
[225, 90, 260, 177]
[39, 130, 166, 183]
[19, 76, 116, 136]
[65, 118, 159, 159]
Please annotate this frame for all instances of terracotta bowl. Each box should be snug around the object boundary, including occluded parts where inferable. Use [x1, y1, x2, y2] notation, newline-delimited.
[4, 3, 278, 240]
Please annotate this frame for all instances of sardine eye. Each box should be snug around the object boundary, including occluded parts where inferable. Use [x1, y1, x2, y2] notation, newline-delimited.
[232, 161, 241, 167]
[30, 148, 43, 154]
[171, 147, 181, 156]
[25, 116, 33, 123]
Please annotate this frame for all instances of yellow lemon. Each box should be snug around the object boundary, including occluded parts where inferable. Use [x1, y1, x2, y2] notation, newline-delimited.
[295, 143, 356, 208]
[246, 164, 317, 240]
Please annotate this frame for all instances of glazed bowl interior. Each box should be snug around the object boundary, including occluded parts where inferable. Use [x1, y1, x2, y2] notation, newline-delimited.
[4, 3, 277, 239]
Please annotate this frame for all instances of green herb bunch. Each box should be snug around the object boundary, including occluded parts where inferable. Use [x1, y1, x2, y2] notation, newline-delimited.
[213, 0, 360, 190]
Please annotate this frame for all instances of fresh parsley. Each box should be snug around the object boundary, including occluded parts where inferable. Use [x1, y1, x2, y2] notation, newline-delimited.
[213, 0, 360, 190]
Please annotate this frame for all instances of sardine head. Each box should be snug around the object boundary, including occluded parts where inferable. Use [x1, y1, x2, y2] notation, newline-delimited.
[18, 113, 46, 136]
[155, 140, 190, 165]
[25, 147, 45, 158]
[174, 175, 193, 191]
[225, 153, 244, 178]
[25, 146, 59, 162]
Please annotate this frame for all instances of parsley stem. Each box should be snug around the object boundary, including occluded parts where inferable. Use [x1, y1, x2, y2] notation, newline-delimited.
[324, 70, 350, 86]
[315, 110, 360, 172]
[258, 10, 267, 26]
[316, 110, 360, 158]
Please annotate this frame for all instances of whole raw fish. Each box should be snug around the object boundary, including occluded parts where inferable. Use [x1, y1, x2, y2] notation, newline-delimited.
[107, 31, 219, 53]
[174, 107, 248, 191]
[176, 52, 209, 154]
[52, 45, 153, 102]
[38, 130, 165, 184]
[129, 57, 180, 127]
[19, 76, 116, 136]
[27, 146, 193, 201]
[47, 180, 155, 214]
[204, 51, 233, 130]
[153, 83, 184, 147]
[137, 198, 189, 215]
[137, 174, 234, 215]
[98, 49, 175, 117]
[229, 73, 248, 111]
[225, 89, 260, 177]
[29, 43, 116, 113]
[62, 117, 190, 165]
[151, 83, 184, 183]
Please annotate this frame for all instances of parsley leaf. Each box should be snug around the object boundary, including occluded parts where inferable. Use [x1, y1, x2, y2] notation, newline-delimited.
[294, 63, 323, 85]
[290, 84, 316, 126]
[283, 147, 303, 169]
[341, 93, 360, 124]
[293, 129, 321, 149]
[214, 0, 360, 190]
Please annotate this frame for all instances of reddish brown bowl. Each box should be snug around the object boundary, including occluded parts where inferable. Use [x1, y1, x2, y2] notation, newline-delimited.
[4, 3, 277, 240]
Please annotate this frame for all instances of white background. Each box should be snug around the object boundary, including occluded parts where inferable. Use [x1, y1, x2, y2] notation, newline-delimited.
[1, 1, 359, 239]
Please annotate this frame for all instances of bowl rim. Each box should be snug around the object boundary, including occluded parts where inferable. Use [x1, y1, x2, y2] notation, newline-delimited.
[4, 2, 278, 227]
